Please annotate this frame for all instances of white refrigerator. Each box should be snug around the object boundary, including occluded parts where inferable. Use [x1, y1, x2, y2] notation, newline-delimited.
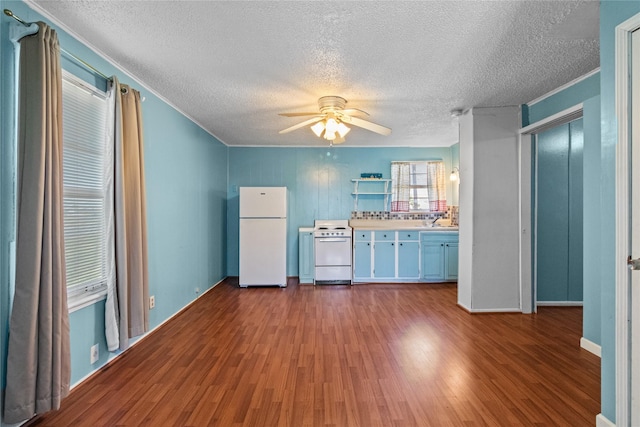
[239, 187, 287, 287]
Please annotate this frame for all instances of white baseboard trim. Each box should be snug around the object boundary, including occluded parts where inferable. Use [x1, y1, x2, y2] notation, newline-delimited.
[70, 277, 225, 390]
[580, 337, 602, 358]
[468, 307, 521, 313]
[456, 302, 472, 313]
[536, 301, 583, 307]
[457, 304, 521, 313]
[596, 413, 615, 427]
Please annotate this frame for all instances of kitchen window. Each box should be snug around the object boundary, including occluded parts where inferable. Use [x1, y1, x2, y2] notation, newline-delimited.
[62, 71, 113, 311]
[391, 161, 447, 212]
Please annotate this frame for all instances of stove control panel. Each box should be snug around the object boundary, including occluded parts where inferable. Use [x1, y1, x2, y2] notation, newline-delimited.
[318, 231, 349, 236]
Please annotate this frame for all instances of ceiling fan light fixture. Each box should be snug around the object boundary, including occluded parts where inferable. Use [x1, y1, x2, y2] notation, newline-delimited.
[325, 118, 339, 135]
[310, 118, 349, 141]
[337, 122, 350, 138]
[311, 121, 325, 137]
[279, 95, 391, 145]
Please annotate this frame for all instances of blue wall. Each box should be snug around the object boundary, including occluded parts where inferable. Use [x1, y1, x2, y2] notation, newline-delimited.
[582, 95, 601, 349]
[524, 71, 600, 127]
[0, 1, 228, 421]
[600, 1, 640, 422]
[226, 146, 458, 276]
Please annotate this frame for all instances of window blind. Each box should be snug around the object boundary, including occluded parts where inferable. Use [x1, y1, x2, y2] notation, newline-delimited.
[61, 73, 111, 308]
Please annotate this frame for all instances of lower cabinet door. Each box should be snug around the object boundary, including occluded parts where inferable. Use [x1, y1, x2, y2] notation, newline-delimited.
[298, 231, 314, 283]
[397, 241, 420, 278]
[353, 241, 372, 279]
[445, 242, 459, 280]
[374, 241, 395, 278]
[422, 242, 445, 281]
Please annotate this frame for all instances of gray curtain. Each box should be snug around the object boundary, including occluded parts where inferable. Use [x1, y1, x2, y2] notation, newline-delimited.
[4, 22, 71, 424]
[105, 77, 149, 352]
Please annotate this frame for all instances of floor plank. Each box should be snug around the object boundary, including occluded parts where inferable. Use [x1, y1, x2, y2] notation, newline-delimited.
[27, 278, 600, 426]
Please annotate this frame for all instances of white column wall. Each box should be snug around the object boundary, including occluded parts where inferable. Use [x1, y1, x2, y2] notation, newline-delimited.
[458, 106, 521, 312]
[457, 111, 474, 310]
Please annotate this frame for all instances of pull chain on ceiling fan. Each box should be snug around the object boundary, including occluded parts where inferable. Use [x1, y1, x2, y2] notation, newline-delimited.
[278, 96, 391, 144]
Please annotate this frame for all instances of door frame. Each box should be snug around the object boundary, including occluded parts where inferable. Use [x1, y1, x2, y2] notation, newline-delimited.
[519, 104, 584, 314]
[615, 12, 640, 427]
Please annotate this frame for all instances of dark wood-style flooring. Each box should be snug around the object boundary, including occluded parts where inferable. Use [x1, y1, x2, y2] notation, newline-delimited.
[28, 278, 600, 426]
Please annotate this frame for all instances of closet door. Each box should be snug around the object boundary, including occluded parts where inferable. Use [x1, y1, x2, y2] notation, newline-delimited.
[536, 119, 583, 303]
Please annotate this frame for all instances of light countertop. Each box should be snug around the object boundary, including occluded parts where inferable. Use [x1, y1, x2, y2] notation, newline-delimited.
[349, 219, 458, 231]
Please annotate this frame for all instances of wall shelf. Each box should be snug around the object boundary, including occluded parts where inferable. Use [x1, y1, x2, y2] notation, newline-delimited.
[351, 179, 392, 211]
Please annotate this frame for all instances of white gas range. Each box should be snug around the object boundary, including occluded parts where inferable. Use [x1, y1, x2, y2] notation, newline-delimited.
[313, 220, 352, 285]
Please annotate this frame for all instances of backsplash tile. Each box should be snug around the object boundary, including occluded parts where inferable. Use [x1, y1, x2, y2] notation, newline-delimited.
[351, 206, 459, 225]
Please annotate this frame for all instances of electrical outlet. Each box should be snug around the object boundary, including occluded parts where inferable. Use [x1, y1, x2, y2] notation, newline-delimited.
[149, 295, 155, 309]
[90, 344, 99, 364]
[195, 287, 200, 295]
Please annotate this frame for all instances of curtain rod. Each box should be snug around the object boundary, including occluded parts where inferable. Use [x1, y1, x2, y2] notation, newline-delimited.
[4, 8, 112, 82]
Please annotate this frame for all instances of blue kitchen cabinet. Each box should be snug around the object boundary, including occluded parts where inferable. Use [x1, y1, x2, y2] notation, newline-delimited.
[353, 231, 372, 280]
[421, 241, 445, 281]
[353, 241, 372, 279]
[352, 230, 423, 282]
[373, 241, 395, 278]
[298, 229, 315, 284]
[397, 231, 420, 278]
[373, 231, 395, 278]
[445, 242, 459, 280]
[421, 232, 458, 282]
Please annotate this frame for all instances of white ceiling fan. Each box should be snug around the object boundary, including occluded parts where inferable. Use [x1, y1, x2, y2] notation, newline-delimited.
[278, 96, 392, 144]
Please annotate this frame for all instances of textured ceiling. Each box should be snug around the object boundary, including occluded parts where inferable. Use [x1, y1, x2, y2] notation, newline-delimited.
[28, 1, 599, 148]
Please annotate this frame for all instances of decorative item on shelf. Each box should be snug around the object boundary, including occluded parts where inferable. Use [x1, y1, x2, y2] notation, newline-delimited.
[360, 173, 382, 179]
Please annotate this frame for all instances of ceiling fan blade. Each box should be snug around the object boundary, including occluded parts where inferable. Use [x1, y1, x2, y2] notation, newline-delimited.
[279, 112, 323, 117]
[278, 116, 324, 134]
[343, 116, 392, 136]
[341, 108, 369, 117]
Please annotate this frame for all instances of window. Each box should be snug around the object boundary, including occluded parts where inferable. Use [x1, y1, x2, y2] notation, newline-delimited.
[61, 71, 112, 310]
[391, 161, 447, 212]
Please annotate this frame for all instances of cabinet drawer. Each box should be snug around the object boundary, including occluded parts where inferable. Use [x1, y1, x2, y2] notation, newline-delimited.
[374, 231, 395, 241]
[397, 231, 419, 241]
[420, 231, 458, 244]
[354, 231, 372, 241]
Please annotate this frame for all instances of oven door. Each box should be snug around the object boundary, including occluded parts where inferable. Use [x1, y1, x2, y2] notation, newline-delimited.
[314, 237, 352, 266]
